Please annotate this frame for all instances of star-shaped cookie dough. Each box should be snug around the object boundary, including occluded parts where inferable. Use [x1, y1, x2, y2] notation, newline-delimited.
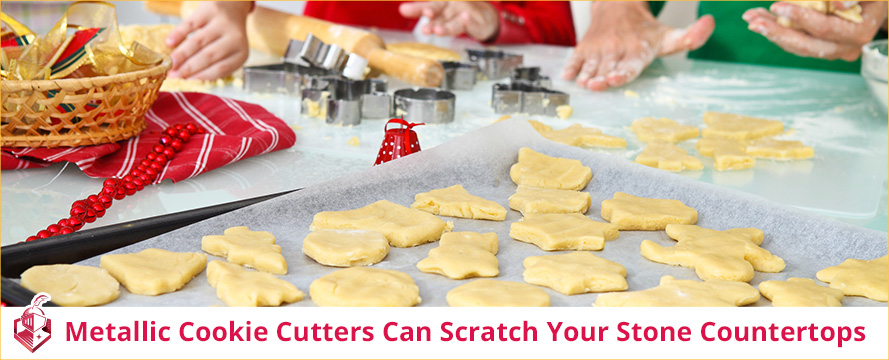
[640, 224, 785, 282]
[510, 213, 619, 251]
[702, 111, 784, 141]
[534, 122, 627, 148]
[759, 278, 844, 307]
[202, 226, 287, 274]
[630, 117, 700, 143]
[695, 137, 755, 171]
[100, 248, 207, 296]
[417, 244, 499, 279]
[635, 141, 703, 172]
[439, 231, 499, 254]
[523, 252, 627, 295]
[510, 147, 593, 190]
[816, 255, 888, 302]
[594, 275, 760, 307]
[508, 185, 591, 215]
[207, 261, 304, 307]
[745, 138, 814, 160]
[600, 192, 698, 230]
[411, 184, 507, 221]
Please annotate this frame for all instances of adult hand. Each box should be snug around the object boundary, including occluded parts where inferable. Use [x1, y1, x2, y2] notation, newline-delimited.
[563, 2, 714, 91]
[744, 1, 888, 61]
[166, 1, 251, 80]
[399, 1, 500, 42]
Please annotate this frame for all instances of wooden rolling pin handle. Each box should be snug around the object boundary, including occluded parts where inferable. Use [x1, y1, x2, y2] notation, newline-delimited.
[368, 50, 444, 88]
[145, 1, 182, 16]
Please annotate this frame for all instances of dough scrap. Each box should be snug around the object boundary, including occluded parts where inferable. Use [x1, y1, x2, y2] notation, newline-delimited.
[745, 138, 814, 160]
[527, 120, 552, 133]
[311, 200, 452, 248]
[100, 249, 207, 296]
[411, 184, 507, 221]
[600, 192, 698, 230]
[556, 105, 573, 119]
[630, 117, 700, 143]
[302, 229, 390, 267]
[759, 277, 844, 307]
[386, 42, 462, 61]
[508, 185, 591, 215]
[536, 123, 627, 148]
[509, 213, 619, 251]
[702, 111, 784, 141]
[594, 275, 760, 307]
[510, 147, 593, 190]
[310, 267, 421, 307]
[523, 252, 627, 295]
[439, 231, 499, 254]
[641, 224, 785, 282]
[207, 261, 304, 307]
[696, 137, 755, 171]
[778, 1, 862, 28]
[417, 244, 499, 279]
[635, 141, 703, 172]
[816, 255, 888, 302]
[201, 226, 287, 275]
[447, 279, 550, 307]
[21, 265, 120, 306]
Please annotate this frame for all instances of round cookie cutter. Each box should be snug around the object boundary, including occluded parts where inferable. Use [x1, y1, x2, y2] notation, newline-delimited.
[394, 88, 456, 124]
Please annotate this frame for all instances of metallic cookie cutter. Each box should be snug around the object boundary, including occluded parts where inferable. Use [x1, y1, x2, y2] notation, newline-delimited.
[511, 66, 551, 88]
[361, 79, 393, 119]
[326, 78, 365, 126]
[394, 88, 456, 124]
[244, 36, 355, 93]
[440, 61, 478, 91]
[243, 63, 300, 94]
[465, 49, 523, 80]
[302, 77, 393, 124]
[491, 82, 569, 117]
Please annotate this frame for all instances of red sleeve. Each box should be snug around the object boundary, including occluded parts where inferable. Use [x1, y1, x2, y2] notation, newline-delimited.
[488, 1, 576, 46]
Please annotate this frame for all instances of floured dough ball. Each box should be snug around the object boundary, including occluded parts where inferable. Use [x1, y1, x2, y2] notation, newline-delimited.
[100, 249, 207, 296]
[311, 200, 453, 248]
[207, 261, 304, 307]
[523, 252, 628, 295]
[302, 229, 390, 267]
[510, 147, 593, 190]
[447, 279, 550, 307]
[21, 265, 120, 306]
[386, 42, 462, 62]
[310, 267, 421, 307]
[594, 275, 760, 307]
[411, 184, 506, 221]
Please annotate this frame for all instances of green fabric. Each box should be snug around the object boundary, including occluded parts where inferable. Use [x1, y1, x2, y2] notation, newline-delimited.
[688, 1, 865, 72]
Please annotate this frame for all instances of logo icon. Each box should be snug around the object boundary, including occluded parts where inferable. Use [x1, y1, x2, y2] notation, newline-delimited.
[14, 293, 52, 353]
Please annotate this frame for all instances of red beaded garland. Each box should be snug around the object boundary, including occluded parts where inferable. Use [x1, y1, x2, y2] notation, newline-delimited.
[24, 123, 203, 242]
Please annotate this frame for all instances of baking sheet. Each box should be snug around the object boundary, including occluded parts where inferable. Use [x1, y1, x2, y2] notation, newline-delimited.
[67, 118, 888, 307]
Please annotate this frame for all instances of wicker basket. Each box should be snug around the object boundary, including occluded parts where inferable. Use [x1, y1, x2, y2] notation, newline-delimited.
[1, 60, 171, 148]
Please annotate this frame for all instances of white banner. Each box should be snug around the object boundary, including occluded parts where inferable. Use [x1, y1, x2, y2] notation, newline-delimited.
[2, 307, 887, 359]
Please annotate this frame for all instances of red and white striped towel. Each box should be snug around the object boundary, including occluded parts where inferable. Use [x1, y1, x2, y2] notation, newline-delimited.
[1, 92, 296, 183]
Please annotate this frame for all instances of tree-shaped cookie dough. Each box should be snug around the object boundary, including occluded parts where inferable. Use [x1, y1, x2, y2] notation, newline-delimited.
[411, 184, 507, 221]
[202, 226, 287, 274]
[635, 141, 703, 172]
[207, 261, 304, 307]
[523, 252, 627, 295]
[640, 224, 785, 282]
[510, 147, 593, 190]
[816, 255, 888, 302]
[100, 248, 207, 296]
[510, 213, 619, 251]
[759, 278, 844, 307]
[745, 138, 814, 160]
[701, 111, 784, 141]
[311, 200, 453, 248]
[594, 275, 760, 307]
[447, 279, 550, 307]
[695, 137, 755, 171]
[600, 192, 698, 230]
[630, 117, 700, 143]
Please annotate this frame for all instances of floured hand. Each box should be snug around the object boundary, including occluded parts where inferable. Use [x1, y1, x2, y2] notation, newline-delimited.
[399, 1, 499, 42]
[166, 1, 251, 80]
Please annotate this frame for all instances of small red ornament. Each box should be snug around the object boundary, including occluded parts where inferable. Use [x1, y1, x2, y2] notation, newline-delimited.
[36, 230, 51, 239]
[374, 118, 424, 166]
[91, 202, 106, 217]
[70, 205, 87, 217]
[68, 217, 84, 230]
[47, 224, 61, 234]
[60, 227, 75, 234]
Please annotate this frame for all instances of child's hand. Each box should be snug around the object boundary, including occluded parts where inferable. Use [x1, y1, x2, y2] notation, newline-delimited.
[166, 1, 251, 80]
[399, 1, 499, 42]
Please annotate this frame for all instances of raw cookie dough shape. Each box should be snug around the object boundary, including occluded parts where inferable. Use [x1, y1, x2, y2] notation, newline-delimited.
[523, 252, 628, 295]
[528, 120, 552, 133]
[556, 105, 573, 119]
[816, 255, 888, 302]
[100, 249, 207, 296]
[411, 184, 507, 221]
[509, 213, 619, 251]
[386, 42, 462, 61]
[508, 185, 591, 215]
[537, 123, 627, 148]
[600, 192, 698, 231]
[447, 279, 550, 307]
[201, 226, 287, 275]
[695, 137, 755, 171]
[417, 245, 499, 279]
[21, 265, 120, 306]
[207, 261, 304, 307]
[302, 229, 390, 267]
[510, 147, 593, 191]
[310, 267, 421, 307]
[640, 224, 786, 282]
[630, 117, 700, 143]
[594, 275, 760, 307]
[777, 1, 862, 28]
[311, 200, 452, 248]
[439, 231, 499, 254]
[759, 277, 844, 307]
[745, 138, 814, 160]
[701, 111, 784, 141]
[635, 141, 703, 172]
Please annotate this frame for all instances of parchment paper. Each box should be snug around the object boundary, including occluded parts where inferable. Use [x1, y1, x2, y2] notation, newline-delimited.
[72, 119, 888, 307]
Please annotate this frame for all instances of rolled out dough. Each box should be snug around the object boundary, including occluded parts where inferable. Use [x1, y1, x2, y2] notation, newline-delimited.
[21, 264, 120, 306]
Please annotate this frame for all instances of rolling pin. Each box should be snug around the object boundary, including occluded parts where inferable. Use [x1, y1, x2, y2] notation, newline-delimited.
[145, 1, 443, 87]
